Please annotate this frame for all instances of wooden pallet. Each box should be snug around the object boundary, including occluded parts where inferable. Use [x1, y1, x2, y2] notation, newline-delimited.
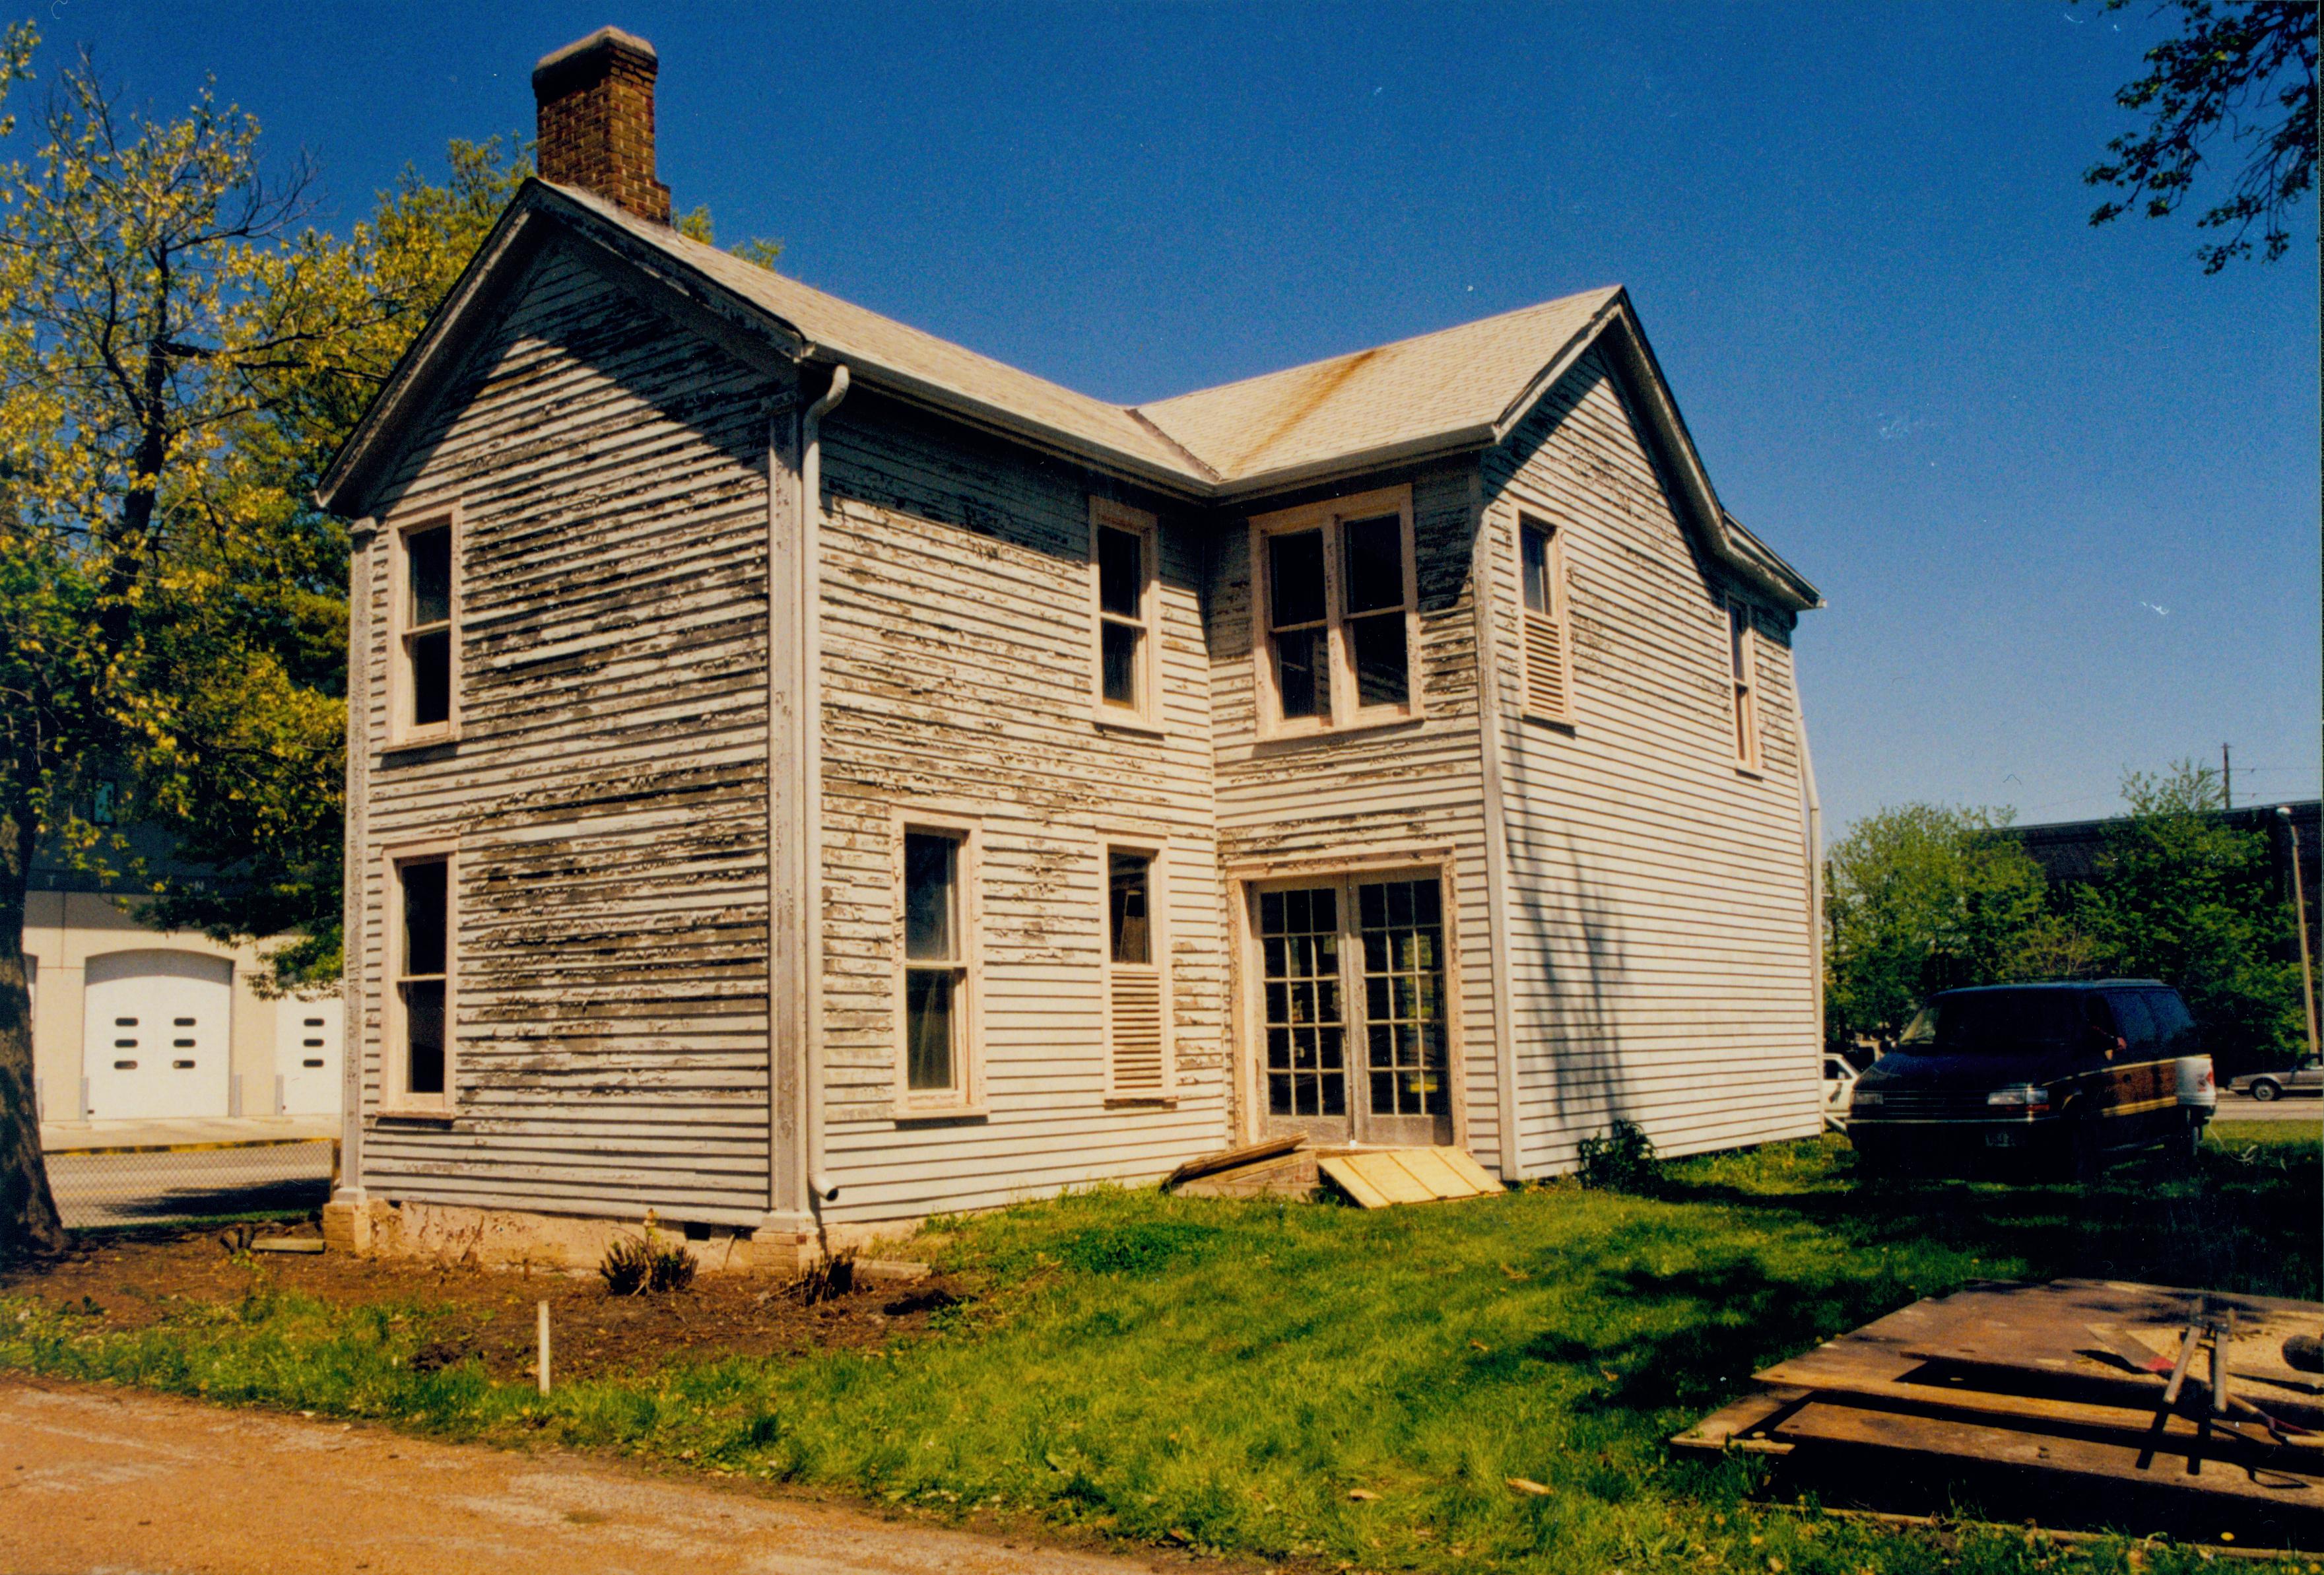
[1674, 1279, 2324, 1549]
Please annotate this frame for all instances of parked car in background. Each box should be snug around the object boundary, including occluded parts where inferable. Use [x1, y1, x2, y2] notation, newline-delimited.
[1822, 1054, 1859, 1131]
[2229, 1057, 2323, 1101]
[1845, 980, 2215, 1179]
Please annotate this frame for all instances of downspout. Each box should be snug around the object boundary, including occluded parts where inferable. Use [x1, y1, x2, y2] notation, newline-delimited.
[799, 364, 849, 1211]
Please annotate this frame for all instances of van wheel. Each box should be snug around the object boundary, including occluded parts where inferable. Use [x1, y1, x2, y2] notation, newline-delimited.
[2252, 1079, 2282, 1102]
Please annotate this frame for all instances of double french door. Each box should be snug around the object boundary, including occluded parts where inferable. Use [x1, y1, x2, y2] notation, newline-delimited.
[1254, 871, 1452, 1146]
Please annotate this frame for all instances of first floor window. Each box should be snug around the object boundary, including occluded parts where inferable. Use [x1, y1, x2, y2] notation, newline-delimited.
[394, 855, 449, 1100]
[1106, 847, 1168, 1097]
[902, 828, 969, 1096]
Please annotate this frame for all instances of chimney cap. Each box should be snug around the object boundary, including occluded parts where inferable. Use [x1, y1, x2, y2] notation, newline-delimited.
[532, 26, 657, 95]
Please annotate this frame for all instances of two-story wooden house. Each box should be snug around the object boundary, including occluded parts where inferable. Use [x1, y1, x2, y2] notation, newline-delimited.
[317, 27, 1824, 1269]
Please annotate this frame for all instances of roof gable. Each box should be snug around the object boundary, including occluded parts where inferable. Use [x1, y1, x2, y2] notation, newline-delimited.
[317, 180, 1817, 609]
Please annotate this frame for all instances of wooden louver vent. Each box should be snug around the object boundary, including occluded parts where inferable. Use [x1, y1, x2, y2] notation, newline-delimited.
[1110, 968, 1165, 1094]
[1523, 611, 1568, 719]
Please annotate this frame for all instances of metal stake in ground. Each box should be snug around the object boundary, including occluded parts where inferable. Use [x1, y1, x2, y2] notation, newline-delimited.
[537, 1300, 552, 1397]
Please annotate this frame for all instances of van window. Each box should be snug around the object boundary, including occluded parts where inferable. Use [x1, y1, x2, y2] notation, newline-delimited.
[2106, 990, 2159, 1054]
[2144, 990, 2198, 1054]
[1898, 990, 2081, 1053]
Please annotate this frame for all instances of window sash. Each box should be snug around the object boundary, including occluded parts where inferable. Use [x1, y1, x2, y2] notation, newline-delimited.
[1090, 502, 1159, 723]
[1519, 518, 1574, 722]
[390, 514, 458, 741]
[897, 821, 979, 1110]
[1104, 844, 1170, 1100]
[1729, 598, 1760, 768]
[1250, 488, 1416, 734]
[387, 850, 453, 1110]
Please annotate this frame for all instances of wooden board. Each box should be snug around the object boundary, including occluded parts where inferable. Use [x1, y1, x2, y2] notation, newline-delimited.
[1317, 1147, 1501, 1209]
[1669, 1387, 1808, 1457]
[1162, 1135, 1304, 1191]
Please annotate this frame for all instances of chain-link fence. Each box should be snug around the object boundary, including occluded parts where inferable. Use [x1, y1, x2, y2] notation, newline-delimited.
[45, 1138, 337, 1230]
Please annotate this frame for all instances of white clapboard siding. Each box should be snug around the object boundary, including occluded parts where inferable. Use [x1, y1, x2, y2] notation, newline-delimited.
[814, 390, 1231, 1224]
[352, 240, 783, 1223]
[1207, 463, 1505, 1166]
[1479, 349, 1819, 1174]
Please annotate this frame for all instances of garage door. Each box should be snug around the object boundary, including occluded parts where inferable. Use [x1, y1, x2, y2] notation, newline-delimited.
[83, 951, 233, 1121]
[275, 993, 343, 1116]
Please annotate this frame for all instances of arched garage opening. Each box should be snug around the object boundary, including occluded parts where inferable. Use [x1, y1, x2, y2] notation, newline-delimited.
[82, 951, 233, 1121]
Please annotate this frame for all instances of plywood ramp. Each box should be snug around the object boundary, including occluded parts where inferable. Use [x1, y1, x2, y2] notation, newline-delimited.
[1317, 1147, 1504, 1208]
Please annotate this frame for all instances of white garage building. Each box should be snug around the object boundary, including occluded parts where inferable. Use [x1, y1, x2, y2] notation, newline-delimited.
[22, 883, 341, 1129]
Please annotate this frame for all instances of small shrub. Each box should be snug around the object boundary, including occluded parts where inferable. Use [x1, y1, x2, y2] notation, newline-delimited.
[791, 1250, 857, 1306]
[1576, 1120, 1666, 1195]
[599, 1234, 697, 1295]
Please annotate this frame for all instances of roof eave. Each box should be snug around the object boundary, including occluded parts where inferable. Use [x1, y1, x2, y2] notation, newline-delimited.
[1207, 424, 1501, 503]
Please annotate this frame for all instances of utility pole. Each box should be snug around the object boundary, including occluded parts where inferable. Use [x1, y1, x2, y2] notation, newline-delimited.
[2222, 743, 2232, 809]
[2280, 806, 2319, 1061]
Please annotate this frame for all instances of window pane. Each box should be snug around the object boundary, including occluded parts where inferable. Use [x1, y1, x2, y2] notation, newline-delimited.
[1273, 628, 1329, 719]
[1268, 529, 1327, 628]
[401, 860, 447, 977]
[401, 979, 445, 1095]
[904, 970, 955, 1090]
[407, 527, 451, 627]
[1342, 515, 1405, 615]
[1729, 603, 1749, 681]
[1521, 525, 1550, 615]
[1109, 851, 1152, 964]
[904, 833, 958, 962]
[1100, 620, 1141, 707]
[1098, 525, 1144, 619]
[1348, 613, 1409, 708]
[411, 628, 451, 727]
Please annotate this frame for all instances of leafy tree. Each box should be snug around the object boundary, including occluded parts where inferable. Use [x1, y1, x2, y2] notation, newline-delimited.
[2084, 0, 2319, 272]
[2073, 762, 2303, 1075]
[1823, 805, 2073, 1048]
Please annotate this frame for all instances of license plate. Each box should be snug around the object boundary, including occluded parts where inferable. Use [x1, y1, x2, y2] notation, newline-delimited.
[1985, 1130, 2020, 1148]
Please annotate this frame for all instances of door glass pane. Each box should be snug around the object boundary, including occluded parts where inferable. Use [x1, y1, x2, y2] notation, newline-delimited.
[1356, 879, 1448, 1117]
[407, 526, 451, 626]
[1347, 613, 1407, 708]
[1521, 524, 1550, 615]
[1259, 885, 1346, 1120]
[1098, 525, 1144, 619]
[1100, 620, 1141, 706]
[1268, 529, 1327, 628]
[905, 970, 955, 1090]
[1109, 851, 1151, 965]
[904, 832, 958, 962]
[1341, 515, 1404, 615]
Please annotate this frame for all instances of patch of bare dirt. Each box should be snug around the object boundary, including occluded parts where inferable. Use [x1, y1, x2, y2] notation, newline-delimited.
[0, 1225, 971, 1382]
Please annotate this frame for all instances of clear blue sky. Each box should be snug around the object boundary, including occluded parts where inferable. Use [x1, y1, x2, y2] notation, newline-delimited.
[51, 1, 2321, 836]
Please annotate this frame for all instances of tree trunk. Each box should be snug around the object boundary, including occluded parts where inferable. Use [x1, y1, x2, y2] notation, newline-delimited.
[0, 804, 68, 1257]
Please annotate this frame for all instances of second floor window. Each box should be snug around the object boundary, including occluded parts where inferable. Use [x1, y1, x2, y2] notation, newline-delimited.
[1250, 485, 1417, 736]
[393, 514, 457, 741]
[1090, 499, 1159, 724]
[1519, 518, 1574, 721]
[1729, 597, 1760, 770]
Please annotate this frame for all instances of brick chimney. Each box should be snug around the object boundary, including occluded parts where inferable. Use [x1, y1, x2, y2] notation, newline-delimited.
[532, 26, 672, 224]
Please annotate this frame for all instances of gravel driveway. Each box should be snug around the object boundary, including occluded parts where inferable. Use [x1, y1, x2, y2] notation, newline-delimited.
[0, 1378, 1176, 1575]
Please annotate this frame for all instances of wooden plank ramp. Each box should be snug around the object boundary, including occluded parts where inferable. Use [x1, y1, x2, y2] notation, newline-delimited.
[1673, 1279, 2324, 1551]
[1316, 1147, 1504, 1208]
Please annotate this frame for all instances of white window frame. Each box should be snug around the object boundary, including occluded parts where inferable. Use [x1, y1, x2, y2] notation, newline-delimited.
[1517, 514, 1576, 725]
[1247, 483, 1420, 740]
[381, 840, 457, 1116]
[1101, 838, 1174, 1104]
[1728, 594, 1761, 773]
[386, 504, 461, 748]
[892, 811, 984, 1118]
[1089, 498, 1162, 731]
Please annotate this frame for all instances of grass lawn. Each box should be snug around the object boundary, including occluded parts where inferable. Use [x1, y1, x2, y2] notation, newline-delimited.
[5, 1125, 2317, 1574]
